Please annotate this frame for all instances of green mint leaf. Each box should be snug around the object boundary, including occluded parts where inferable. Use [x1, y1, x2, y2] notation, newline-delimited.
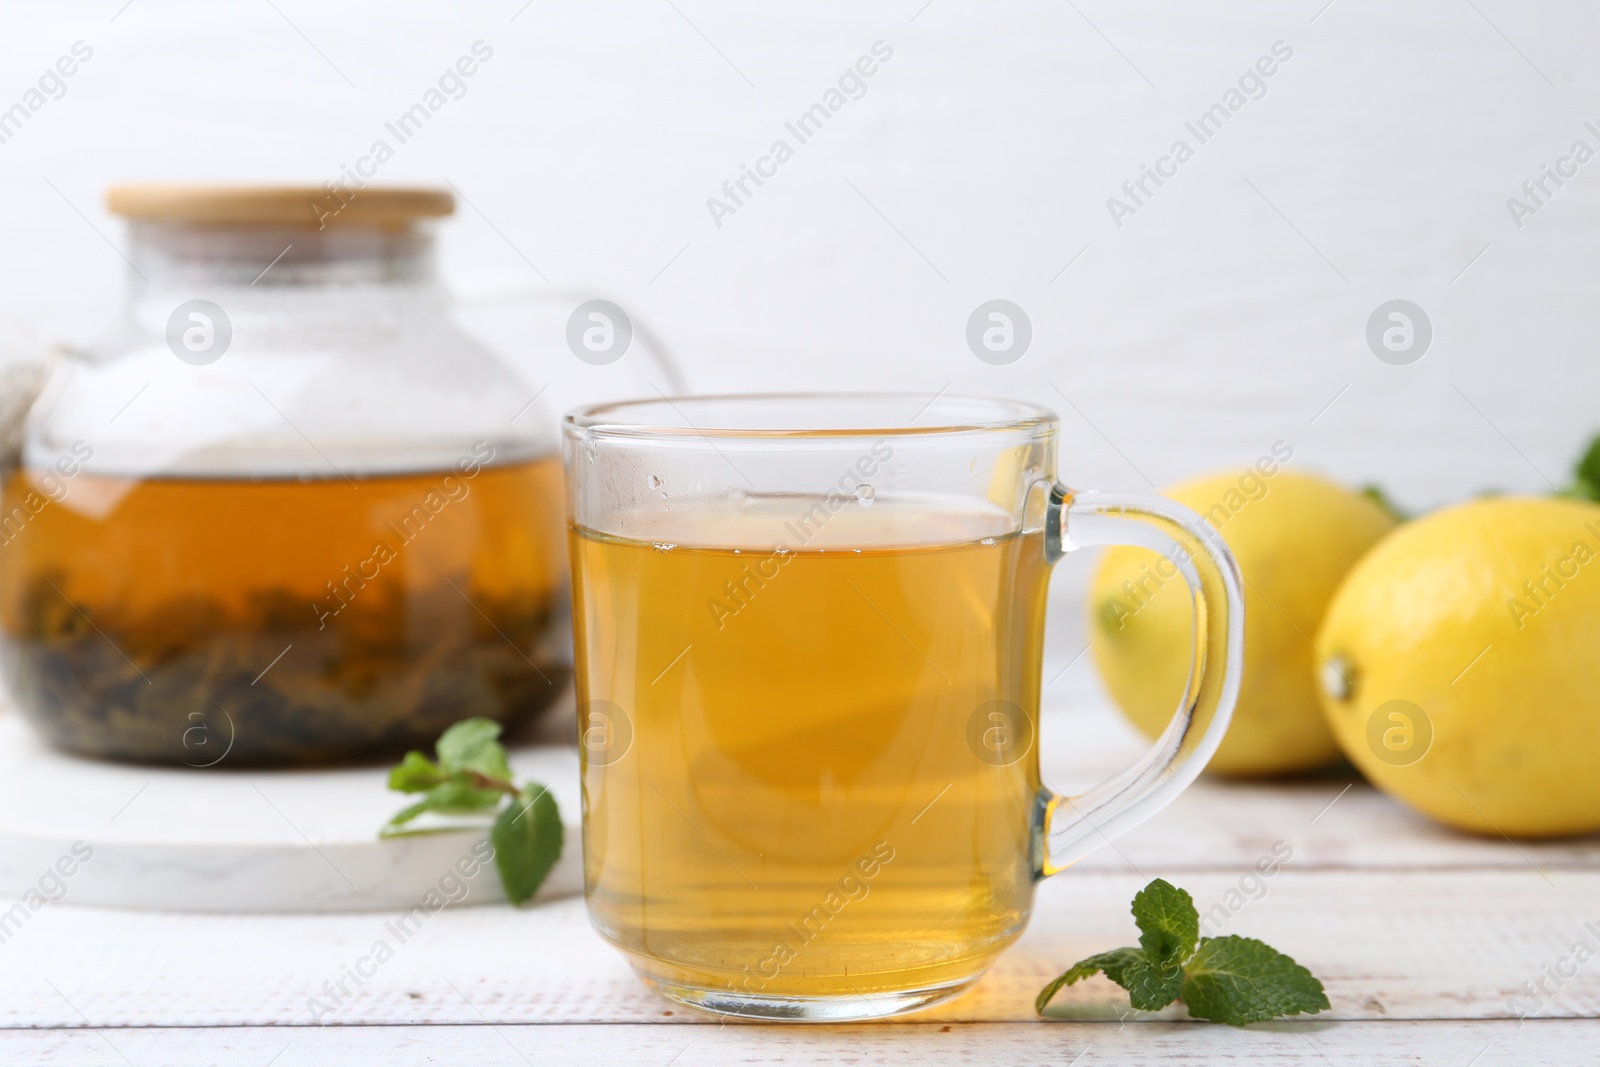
[1036, 948, 1133, 1013]
[425, 777, 507, 814]
[1035, 946, 1183, 1015]
[383, 776, 503, 833]
[1130, 878, 1199, 965]
[1359, 484, 1409, 522]
[388, 750, 446, 794]
[490, 784, 563, 905]
[1565, 435, 1600, 502]
[436, 717, 512, 782]
[381, 796, 439, 831]
[1180, 935, 1330, 1026]
[1114, 953, 1186, 1012]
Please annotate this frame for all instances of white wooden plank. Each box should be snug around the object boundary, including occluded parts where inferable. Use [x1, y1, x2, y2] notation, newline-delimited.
[1, 869, 1594, 1027]
[1040, 674, 1600, 873]
[0, 1020, 1590, 1067]
[1074, 772, 1600, 873]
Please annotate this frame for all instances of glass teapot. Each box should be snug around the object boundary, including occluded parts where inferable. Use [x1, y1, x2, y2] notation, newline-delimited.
[0, 185, 638, 766]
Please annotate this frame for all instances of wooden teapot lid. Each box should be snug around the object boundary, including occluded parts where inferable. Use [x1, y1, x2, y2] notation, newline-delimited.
[106, 184, 454, 228]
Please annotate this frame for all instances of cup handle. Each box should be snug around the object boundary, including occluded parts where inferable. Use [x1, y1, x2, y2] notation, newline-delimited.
[1034, 484, 1246, 874]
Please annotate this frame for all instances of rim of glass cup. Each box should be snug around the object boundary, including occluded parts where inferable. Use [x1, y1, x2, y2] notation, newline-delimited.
[563, 392, 1057, 440]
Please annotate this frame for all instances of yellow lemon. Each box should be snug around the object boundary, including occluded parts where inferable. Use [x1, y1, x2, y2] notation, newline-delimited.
[1089, 468, 1396, 776]
[1316, 495, 1600, 837]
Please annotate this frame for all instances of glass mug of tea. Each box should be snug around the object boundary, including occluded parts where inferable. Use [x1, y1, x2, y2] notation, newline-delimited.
[565, 394, 1243, 1021]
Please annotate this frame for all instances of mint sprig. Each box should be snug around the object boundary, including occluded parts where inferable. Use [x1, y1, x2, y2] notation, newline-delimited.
[380, 718, 562, 905]
[1036, 878, 1329, 1026]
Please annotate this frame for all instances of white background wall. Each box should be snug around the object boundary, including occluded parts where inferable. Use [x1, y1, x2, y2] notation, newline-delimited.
[2, 0, 1597, 650]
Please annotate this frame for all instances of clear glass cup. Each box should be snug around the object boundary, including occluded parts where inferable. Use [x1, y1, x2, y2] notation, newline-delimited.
[564, 393, 1244, 1021]
[0, 186, 570, 766]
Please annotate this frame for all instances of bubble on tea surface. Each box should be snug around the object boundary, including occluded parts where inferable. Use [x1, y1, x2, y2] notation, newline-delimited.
[855, 484, 876, 507]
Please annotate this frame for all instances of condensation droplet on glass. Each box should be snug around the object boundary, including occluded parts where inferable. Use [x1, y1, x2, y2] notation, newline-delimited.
[855, 484, 876, 507]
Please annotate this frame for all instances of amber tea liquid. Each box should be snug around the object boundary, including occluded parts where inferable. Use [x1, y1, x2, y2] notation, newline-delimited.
[0, 451, 568, 764]
[573, 495, 1049, 1002]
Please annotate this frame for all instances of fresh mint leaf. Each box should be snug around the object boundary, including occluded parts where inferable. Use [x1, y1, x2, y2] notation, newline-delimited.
[380, 777, 501, 833]
[491, 785, 563, 905]
[388, 751, 445, 793]
[1037, 879, 1327, 1026]
[382, 796, 439, 832]
[1034, 946, 1184, 1014]
[436, 717, 512, 781]
[1131, 878, 1198, 965]
[1114, 952, 1185, 1012]
[1035, 949, 1134, 1014]
[1566, 435, 1600, 502]
[1180, 935, 1330, 1026]
[422, 777, 506, 814]
[1359, 484, 1409, 522]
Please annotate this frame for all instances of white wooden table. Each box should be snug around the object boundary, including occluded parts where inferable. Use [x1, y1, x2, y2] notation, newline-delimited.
[2, 670, 1595, 1065]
